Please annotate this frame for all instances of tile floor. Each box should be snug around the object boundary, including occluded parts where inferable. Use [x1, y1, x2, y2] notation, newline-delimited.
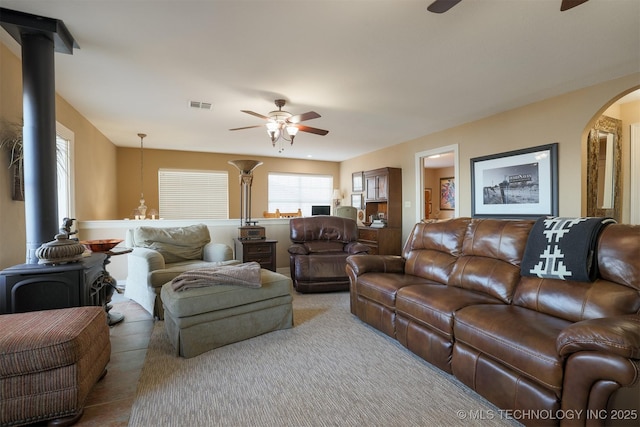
[74, 293, 154, 427]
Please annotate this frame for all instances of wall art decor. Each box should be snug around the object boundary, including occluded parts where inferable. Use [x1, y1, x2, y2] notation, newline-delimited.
[471, 143, 558, 218]
[439, 177, 455, 210]
[352, 171, 363, 192]
[351, 193, 363, 210]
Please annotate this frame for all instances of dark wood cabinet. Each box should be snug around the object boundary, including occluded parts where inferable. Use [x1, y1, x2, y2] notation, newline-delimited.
[358, 227, 402, 255]
[359, 167, 402, 255]
[234, 239, 277, 271]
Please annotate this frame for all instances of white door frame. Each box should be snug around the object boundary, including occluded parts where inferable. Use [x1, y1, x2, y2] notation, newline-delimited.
[414, 144, 459, 221]
[630, 123, 640, 224]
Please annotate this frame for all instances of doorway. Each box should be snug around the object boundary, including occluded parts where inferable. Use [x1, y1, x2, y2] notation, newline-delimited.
[415, 144, 459, 221]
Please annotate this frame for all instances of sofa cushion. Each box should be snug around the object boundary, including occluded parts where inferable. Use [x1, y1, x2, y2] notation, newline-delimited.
[447, 219, 533, 303]
[161, 269, 291, 319]
[356, 273, 431, 309]
[513, 276, 640, 323]
[304, 241, 344, 253]
[396, 284, 503, 338]
[133, 224, 211, 263]
[291, 253, 352, 281]
[148, 259, 240, 288]
[454, 304, 571, 391]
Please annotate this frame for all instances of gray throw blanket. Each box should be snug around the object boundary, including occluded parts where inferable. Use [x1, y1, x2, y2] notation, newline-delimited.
[171, 262, 262, 292]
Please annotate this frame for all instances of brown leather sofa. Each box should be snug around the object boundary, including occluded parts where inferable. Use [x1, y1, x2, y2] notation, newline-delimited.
[288, 215, 369, 293]
[346, 217, 640, 426]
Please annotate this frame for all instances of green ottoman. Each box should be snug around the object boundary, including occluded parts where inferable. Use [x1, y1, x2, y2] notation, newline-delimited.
[160, 269, 293, 358]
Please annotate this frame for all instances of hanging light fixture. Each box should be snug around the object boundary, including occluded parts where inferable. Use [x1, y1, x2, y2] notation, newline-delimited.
[135, 133, 147, 219]
[265, 100, 299, 153]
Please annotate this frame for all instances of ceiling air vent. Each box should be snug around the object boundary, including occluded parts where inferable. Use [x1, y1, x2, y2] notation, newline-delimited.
[189, 101, 212, 110]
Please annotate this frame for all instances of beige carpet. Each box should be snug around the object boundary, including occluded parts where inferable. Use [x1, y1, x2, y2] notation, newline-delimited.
[129, 292, 521, 427]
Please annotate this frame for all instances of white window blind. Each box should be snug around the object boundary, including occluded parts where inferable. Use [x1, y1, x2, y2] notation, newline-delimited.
[158, 169, 228, 219]
[268, 172, 333, 216]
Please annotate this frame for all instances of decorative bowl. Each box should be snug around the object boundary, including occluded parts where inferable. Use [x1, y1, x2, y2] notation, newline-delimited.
[81, 239, 124, 253]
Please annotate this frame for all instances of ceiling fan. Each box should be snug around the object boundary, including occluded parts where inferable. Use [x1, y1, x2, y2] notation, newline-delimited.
[427, 0, 589, 14]
[229, 99, 329, 151]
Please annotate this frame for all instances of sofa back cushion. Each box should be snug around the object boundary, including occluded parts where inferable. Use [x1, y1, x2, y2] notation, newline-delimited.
[289, 216, 358, 244]
[513, 224, 640, 322]
[402, 218, 470, 283]
[448, 219, 534, 303]
[132, 224, 211, 263]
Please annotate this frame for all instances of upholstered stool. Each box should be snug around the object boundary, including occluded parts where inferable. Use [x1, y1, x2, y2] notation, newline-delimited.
[161, 269, 293, 358]
[0, 306, 111, 426]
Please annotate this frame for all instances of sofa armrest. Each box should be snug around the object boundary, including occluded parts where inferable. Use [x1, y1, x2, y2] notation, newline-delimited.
[345, 255, 405, 276]
[557, 314, 640, 359]
[202, 242, 233, 262]
[288, 243, 309, 255]
[345, 241, 370, 254]
[129, 247, 166, 271]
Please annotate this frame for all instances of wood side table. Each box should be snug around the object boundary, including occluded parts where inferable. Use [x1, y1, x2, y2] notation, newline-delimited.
[234, 239, 277, 271]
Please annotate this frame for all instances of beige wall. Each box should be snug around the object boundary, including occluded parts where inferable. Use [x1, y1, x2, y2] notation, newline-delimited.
[115, 148, 339, 220]
[2, 37, 639, 269]
[340, 73, 640, 242]
[0, 43, 118, 269]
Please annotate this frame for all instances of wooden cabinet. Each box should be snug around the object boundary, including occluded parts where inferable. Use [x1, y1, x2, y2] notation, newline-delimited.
[234, 239, 277, 271]
[358, 227, 402, 255]
[359, 167, 402, 255]
[365, 173, 388, 201]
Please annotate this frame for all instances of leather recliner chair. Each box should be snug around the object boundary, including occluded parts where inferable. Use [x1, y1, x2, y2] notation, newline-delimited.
[288, 215, 369, 293]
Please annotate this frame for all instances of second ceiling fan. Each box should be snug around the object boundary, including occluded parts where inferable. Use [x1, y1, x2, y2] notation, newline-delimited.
[230, 99, 329, 151]
[427, 0, 589, 14]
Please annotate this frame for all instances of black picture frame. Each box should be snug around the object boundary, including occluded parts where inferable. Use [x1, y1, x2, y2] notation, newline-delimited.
[471, 143, 558, 218]
[352, 172, 363, 192]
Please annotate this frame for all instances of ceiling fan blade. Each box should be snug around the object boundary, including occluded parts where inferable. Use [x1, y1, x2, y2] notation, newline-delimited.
[427, 0, 462, 14]
[240, 110, 269, 120]
[560, 0, 588, 11]
[229, 125, 263, 131]
[297, 124, 329, 136]
[288, 111, 321, 123]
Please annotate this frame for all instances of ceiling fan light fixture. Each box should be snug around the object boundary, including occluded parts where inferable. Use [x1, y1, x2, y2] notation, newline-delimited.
[230, 99, 328, 152]
[286, 124, 299, 136]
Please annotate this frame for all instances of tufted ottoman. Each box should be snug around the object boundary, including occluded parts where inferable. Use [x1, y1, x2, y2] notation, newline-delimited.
[0, 306, 111, 426]
[161, 268, 293, 358]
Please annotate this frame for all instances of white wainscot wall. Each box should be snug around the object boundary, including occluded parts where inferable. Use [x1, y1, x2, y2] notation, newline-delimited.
[77, 219, 293, 282]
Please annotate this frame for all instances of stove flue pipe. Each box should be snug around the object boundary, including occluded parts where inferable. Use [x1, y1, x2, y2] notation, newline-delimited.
[228, 160, 263, 226]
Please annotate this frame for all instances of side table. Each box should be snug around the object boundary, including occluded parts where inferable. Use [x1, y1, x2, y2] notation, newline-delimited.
[234, 239, 277, 271]
[98, 247, 132, 326]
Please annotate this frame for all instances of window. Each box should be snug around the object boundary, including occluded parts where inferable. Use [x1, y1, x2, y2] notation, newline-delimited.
[268, 172, 333, 216]
[158, 169, 228, 219]
[56, 123, 74, 225]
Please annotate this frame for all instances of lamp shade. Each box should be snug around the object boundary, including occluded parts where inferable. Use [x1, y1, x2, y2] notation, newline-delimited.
[332, 189, 342, 200]
[228, 160, 263, 174]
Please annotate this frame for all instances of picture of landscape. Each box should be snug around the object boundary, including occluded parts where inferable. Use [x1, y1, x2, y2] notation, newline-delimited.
[482, 162, 539, 205]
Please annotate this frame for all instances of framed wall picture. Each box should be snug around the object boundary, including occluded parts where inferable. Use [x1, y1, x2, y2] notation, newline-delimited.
[351, 193, 363, 210]
[470, 143, 558, 218]
[352, 172, 364, 192]
[439, 177, 455, 210]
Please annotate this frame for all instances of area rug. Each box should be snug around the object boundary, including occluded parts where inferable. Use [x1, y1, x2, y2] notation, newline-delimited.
[129, 292, 520, 427]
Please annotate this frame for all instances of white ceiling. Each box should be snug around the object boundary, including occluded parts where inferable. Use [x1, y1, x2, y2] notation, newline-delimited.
[1, 0, 638, 162]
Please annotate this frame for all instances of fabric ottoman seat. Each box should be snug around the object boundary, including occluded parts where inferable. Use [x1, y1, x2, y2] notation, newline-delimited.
[161, 267, 294, 358]
[0, 306, 111, 426]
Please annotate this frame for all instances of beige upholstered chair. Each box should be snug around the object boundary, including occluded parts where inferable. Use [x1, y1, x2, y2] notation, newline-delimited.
[124, 223, 237, 319]
[335, 205, 358, 222]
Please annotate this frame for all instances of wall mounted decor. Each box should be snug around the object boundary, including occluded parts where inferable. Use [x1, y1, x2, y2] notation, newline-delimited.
[352, 171, 363, 192]
[471, 143, 558, 218]
[439, 177, 455, 210]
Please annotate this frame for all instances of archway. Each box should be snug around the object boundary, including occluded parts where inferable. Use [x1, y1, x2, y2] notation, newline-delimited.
[582, 87, 640, 224]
